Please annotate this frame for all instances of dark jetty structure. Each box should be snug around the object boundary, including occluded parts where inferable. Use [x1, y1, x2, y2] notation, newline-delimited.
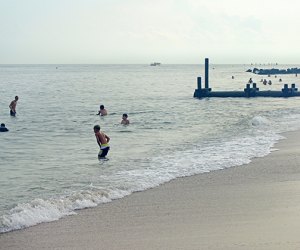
[247, 67, 300, 75]
[194, 58, 300, 99]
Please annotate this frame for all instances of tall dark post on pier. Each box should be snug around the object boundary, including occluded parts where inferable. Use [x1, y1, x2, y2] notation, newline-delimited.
[205, 58, 209, 89]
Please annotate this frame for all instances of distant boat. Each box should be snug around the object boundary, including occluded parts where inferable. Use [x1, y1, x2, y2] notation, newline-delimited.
[150, 62, 161, 66]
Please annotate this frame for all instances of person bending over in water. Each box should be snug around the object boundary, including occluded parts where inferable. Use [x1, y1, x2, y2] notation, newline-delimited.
[97, 105, 108, 116]
[121, 113, 130, 125]
[94, 125, 110, 159]
[9, 96, 18, 116]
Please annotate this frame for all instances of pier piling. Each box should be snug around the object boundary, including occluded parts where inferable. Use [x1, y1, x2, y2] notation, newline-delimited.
[205, 58, 209, 89]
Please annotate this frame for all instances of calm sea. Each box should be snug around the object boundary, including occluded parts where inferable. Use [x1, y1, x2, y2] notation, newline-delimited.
[1, 64, 300, 233]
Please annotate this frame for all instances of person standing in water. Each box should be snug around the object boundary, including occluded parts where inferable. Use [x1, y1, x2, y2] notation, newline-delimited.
[97, 105, 108, 116]
[121, 113, 130, 125]
[93, 125, 110, 159]
[9, 96, 18, 116]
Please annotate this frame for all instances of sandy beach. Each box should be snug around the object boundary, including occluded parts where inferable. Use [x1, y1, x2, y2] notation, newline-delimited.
[2, 130, 300, 250]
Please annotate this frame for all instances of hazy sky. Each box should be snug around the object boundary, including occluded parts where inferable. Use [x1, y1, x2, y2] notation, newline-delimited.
[1, 0, 299, 64]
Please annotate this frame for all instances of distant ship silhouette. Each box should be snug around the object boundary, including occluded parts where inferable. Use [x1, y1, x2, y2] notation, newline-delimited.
[150, 62, 161, 66]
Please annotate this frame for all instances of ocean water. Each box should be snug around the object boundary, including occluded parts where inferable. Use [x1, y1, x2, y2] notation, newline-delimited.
[1, 63, 300, 233]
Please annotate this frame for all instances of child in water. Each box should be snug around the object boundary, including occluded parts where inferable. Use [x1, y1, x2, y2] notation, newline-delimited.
[121, 113, 130, 125]
[97, 105, 107, 116]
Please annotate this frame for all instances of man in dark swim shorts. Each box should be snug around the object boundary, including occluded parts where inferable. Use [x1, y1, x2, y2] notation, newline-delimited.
[93, 125, 110, 159]
[9, 96, 18, 116]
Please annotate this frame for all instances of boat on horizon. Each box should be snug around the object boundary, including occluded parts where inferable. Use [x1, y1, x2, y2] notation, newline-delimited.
[150, 62, 161, 66]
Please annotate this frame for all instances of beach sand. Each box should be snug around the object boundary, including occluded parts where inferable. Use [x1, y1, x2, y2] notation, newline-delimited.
[2, 131, 300, 250]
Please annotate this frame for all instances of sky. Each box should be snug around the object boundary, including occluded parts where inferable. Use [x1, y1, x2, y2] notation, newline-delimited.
[0, 0, 300, 64]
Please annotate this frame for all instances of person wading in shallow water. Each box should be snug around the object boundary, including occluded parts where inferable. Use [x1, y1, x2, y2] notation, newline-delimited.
[93, 125, 110, 159]
[9, 96, 18, 116]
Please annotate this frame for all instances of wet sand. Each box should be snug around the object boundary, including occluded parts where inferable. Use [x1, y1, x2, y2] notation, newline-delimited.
[2, 131, 300, 250]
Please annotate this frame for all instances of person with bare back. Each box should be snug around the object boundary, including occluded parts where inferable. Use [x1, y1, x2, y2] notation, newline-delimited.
[9, 96, 18, 116]
[97, 105, 108, 116]
[93, 125, 110, 159]
[121, 113, 130, 125]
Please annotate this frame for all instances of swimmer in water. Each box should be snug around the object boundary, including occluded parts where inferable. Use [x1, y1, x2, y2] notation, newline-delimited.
[97, 105, 108, 116]
[121, 113, 130, 125]
[0, 123, 9, 132]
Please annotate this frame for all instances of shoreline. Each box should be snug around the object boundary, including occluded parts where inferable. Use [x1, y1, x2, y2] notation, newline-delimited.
[2, 131, 300, 249]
